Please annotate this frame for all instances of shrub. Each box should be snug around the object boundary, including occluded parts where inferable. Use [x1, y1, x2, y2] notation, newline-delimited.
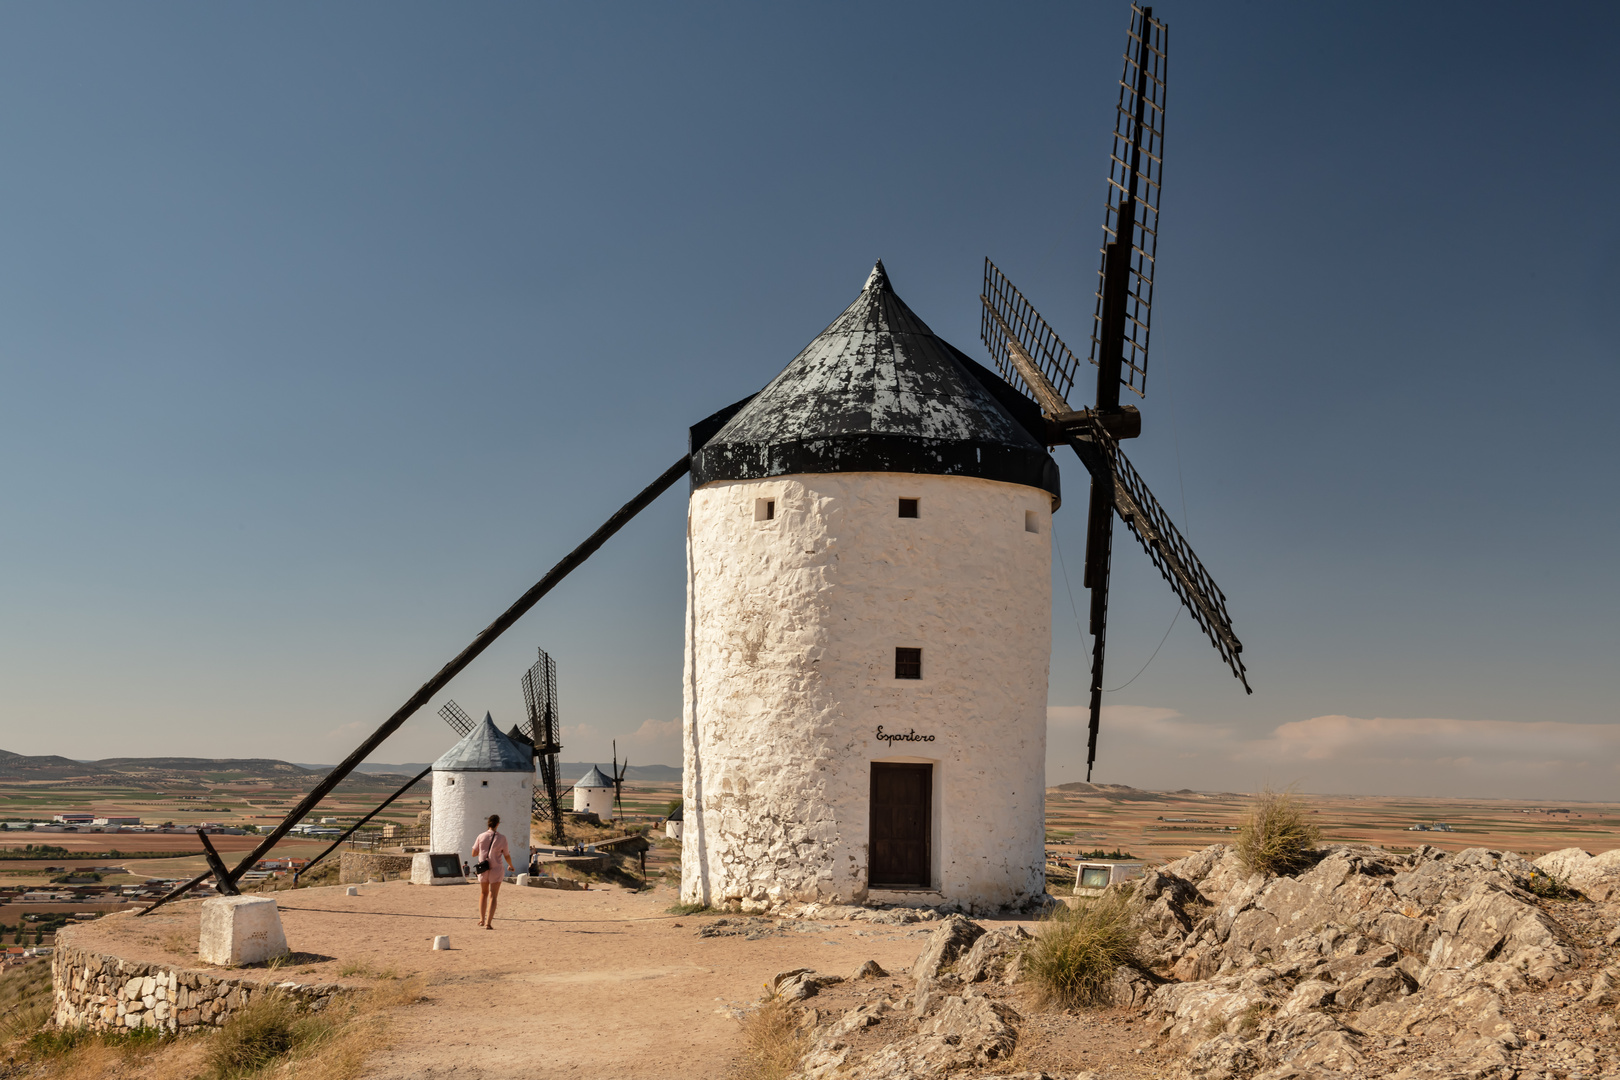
[1522, 870, 1580, 900]
[0, 958, 53, 1044]
[205, 992, 334, 1078]
[1023, 894, 1141, 1009]
[733, 994, 806, 1080]
[666, 901, 712, 916]
[1235, 787, 1321, 876]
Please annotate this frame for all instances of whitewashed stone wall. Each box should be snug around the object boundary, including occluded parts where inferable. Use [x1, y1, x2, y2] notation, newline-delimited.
[682, 471, 1051, 915]
[429, 770, 531, 873]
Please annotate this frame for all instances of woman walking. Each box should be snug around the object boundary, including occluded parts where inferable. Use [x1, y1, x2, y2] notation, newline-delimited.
[471, 813, 514, 928]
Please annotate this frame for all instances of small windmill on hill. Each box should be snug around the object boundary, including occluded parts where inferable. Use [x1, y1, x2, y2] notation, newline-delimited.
[981, 3, 1250, 779]
[609, 740, 629, 821]
[521, 649, 566, 845]
[437, 647, 568, 845]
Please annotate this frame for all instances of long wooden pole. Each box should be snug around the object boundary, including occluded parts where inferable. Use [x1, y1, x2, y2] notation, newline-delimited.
[296, 765, 433, 880]
[138, 454, 691, 916]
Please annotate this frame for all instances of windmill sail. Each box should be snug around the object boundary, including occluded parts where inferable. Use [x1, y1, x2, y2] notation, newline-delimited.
[521, 648, 565, 845]
[1091, 2, 1167, 401]
[437, 699, 476, 737]
[1069, 419, 1249, 692]
[982, 258, 1087, 410]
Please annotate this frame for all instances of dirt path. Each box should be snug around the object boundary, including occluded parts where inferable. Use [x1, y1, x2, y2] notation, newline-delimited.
[69, 880, 932, 1079]
[335, 882, 933, 1079]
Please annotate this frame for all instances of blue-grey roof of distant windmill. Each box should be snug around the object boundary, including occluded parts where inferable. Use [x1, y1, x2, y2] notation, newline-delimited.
[576, 765, 613, 789]
[432, 713, 533, 773]
[689, 261, 1060, 503]
[666, 802, 683, 821]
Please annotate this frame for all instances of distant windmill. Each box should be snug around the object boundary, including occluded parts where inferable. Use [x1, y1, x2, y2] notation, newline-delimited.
[521, 649, 566, 846]
[439, 648, 568, 847]
[980, 3, 1249, 779]
[610, 740, 629, 822]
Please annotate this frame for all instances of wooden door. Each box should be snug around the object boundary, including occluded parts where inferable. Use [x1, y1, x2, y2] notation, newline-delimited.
[869, 763, 931, 888]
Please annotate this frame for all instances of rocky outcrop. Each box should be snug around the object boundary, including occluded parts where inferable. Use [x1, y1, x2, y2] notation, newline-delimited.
[1125, 843, 1596, 1079]
[779, 842, 1616, 1080]
[792, 920, 1025, 1080]
[1535, 847, 1620, 901]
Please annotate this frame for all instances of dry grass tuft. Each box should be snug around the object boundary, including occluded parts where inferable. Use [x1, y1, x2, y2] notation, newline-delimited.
[1023, 894, 1141, 1009]
[1, 972, 424, 1080]
[206, 991, 325, 1077]
[732, 993, 807, 1080]
[0, 957, 54, 1044]
[1235, 787, 1321, 876]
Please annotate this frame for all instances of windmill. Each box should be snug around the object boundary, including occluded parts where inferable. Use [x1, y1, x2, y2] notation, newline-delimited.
[138, 0, 1250, 918]
[609, 740, 628, 822]
[980, 2, 1249, 780]
[439, 650, 567, 847]
[521, 648, 566, 845]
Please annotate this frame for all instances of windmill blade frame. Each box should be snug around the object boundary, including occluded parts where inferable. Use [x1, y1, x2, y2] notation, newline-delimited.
[1091, 2, 1167, 402]
[437, 699, 476, 737]
[521, 648, 566, 846]
[982, 258, 1088, 409]
[1069, 416, 1249, 692]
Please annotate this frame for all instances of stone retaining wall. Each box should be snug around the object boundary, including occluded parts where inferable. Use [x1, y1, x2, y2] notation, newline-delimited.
[51, 943, 344, 1033]
[339, 852, 415, 884]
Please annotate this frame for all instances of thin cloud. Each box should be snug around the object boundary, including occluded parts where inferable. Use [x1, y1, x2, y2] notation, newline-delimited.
[1046, 707, 1620, 800]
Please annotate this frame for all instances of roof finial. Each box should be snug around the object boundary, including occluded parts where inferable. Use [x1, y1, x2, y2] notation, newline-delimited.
[863, 260, 891, 293]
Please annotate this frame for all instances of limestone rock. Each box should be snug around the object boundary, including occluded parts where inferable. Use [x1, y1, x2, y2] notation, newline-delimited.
[772, 968, 844, 1002]
[909, 914, 984, 982]
[826, 998, 888, 1038]
[1333, 965, 1413, 1010]
[958, 925, 1031, 983]
[1535, 847, 1620, 901]
[850, 959, 888, 980]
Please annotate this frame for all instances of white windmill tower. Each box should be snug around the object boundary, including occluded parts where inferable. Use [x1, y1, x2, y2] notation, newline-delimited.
[572, 765, 616, 821]
[680, 262, 1060, 914]
[429, 713, 533, 875]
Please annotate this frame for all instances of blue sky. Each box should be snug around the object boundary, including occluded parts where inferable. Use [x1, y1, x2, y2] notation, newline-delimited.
[1, 3, 1616, 799]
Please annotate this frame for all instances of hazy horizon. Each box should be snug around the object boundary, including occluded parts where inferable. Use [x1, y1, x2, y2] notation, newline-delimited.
[3, 3, 1617, 802]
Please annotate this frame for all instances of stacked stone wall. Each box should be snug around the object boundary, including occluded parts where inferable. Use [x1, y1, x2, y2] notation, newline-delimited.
[338, 852, 415, 884]
[51, 943, 344, 1033]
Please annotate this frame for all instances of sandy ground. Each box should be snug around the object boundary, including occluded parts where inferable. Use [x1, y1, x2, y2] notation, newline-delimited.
[66, 880, 958, 1079]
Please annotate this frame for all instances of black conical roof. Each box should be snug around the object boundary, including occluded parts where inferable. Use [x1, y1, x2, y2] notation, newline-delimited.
[690, 262, 1059, 501]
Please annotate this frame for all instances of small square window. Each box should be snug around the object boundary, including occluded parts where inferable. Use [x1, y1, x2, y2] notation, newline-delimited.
[1025, 510, 1039, 534]
[898, 498, 919, 518]
[895, 647, 922, 679]
[480, 780, 488, 787]
[754, 498, 776, 522]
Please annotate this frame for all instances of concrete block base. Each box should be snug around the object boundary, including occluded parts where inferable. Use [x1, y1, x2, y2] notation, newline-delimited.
[411, 852, 468, 885]
[199, 896, 289, 966]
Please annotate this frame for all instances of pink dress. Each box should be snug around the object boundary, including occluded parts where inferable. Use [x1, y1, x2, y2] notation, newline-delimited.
[472, 829, 509, 884]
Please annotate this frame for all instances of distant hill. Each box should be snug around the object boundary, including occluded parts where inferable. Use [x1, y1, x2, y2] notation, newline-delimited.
[1052, 781, 1167, 801]
[317, 761, 683, 783]
[0, 749, 681, 788]
[0, 750, 86, 776]
[0, 750, 407, 793]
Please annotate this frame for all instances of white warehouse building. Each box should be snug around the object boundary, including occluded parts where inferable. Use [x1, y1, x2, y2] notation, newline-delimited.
[430, 713, 532, 873]
[681, 262, 1057, 915]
